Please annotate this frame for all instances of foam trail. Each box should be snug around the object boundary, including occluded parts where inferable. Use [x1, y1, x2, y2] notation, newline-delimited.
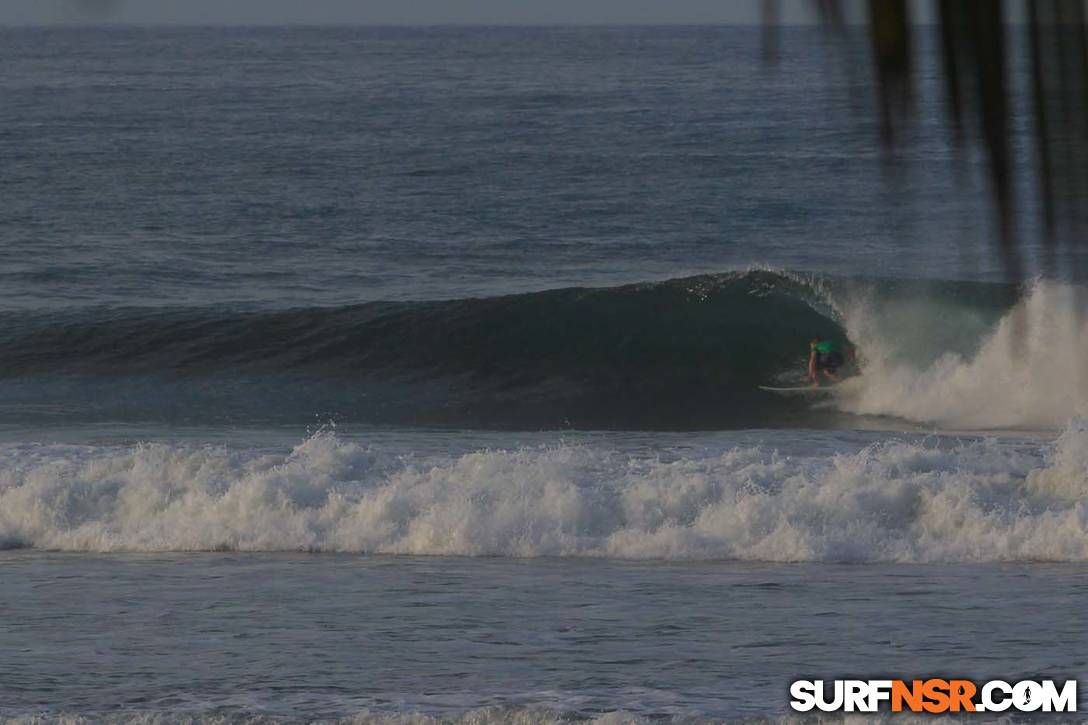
[836, 280, 1088, 429]
[2, 425, 1087, 561]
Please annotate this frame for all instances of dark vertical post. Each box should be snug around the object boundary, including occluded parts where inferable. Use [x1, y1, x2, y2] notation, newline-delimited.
[1027, 0, 1056, 248]
[867, 0, 913, 148]
[967, 0, 1021, 283]
[763, 0, 780, 65]
[937, 0, 964, 143]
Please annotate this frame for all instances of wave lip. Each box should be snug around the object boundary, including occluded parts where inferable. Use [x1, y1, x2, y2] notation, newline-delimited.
[3, 423, 1086, 562]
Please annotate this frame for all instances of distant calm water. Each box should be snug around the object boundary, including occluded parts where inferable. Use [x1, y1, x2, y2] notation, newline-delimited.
[1, 26, 1086, 722]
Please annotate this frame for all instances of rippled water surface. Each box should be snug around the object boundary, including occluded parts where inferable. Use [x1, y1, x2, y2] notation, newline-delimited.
[4, 554, 1087, 720]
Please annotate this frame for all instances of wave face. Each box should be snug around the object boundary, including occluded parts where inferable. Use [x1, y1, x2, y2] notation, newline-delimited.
[3, 268, 1054, 430]
[0, 270, 847, 429]
[4, 422, 1087, 561]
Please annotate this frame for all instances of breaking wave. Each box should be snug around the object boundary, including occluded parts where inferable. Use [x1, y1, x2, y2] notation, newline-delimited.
[1, 268, 1084, 430]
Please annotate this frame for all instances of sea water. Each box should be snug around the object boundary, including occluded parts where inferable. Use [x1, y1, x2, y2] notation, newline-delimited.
[1, 25, 1087, 722]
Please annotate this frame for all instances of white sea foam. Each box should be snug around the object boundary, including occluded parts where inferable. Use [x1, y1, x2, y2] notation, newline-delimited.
[833, 280, 1088, 430]
[2, 423, 1086, 562]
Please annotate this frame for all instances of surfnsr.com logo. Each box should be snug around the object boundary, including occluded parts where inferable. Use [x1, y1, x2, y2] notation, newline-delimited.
[790, 679, 1078, 713]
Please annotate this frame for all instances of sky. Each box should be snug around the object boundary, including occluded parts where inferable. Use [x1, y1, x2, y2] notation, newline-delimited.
[1, 0, 888, 26]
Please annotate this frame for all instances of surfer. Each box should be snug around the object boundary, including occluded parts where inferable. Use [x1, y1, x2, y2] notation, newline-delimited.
[803, 336, 852, 387]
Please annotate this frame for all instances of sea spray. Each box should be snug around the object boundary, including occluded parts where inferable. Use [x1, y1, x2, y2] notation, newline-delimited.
[838, 280, 1088, 429]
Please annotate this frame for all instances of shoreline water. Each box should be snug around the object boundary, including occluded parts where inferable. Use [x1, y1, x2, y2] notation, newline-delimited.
[4, 553, 1086, 720]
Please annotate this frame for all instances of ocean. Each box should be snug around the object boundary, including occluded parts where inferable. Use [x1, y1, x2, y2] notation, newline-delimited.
[1, 25, 1087, 722]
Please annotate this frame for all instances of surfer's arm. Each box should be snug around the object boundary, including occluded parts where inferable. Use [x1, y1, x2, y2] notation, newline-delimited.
[804, 350, 817, 384]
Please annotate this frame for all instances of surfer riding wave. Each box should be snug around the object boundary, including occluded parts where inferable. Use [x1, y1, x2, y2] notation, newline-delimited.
[803, 336, 855, 388]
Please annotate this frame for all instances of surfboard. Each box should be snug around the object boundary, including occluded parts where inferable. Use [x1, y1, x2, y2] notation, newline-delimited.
[758, 385, 835, 394]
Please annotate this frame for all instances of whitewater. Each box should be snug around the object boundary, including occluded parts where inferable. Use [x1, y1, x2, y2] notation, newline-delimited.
[834, 279, 1088, 430]
[1, 419, 1085, 562]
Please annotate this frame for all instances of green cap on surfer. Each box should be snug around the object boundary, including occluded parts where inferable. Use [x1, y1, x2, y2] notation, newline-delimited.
[803, 336, 855, 387]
